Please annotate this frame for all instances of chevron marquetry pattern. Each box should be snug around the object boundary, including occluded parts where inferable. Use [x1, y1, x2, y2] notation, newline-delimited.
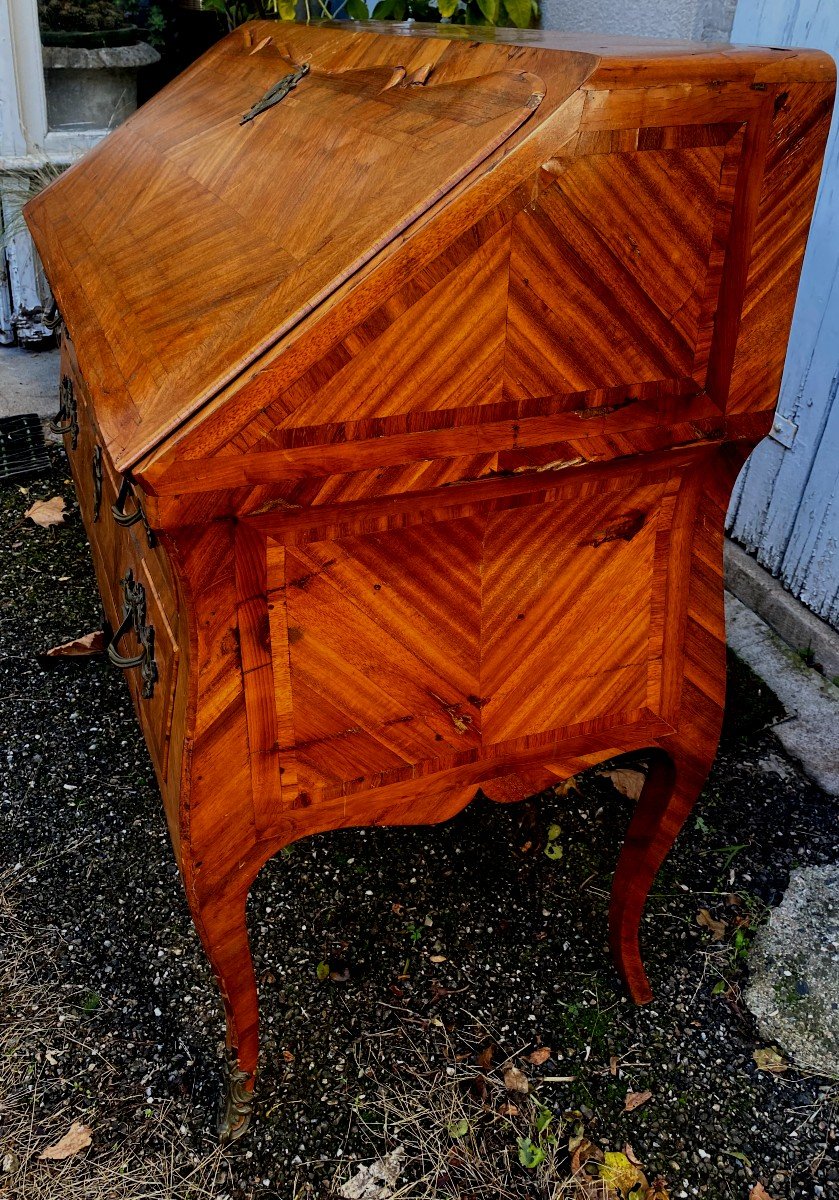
[505, 135, 740, 398]
[242, 468, 684, 813]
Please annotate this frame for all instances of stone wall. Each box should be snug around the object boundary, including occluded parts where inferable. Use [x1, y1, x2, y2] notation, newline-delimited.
[539, 0, 738, 41]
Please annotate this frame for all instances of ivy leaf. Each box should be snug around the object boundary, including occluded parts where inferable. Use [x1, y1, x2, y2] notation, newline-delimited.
[517, 1136, 545, 1168]
[476, 0, 500, 22]
[277, 0, 297, 18]
[503, 0, 532, 28]
[438, 0, 460, 17]
[345, 0, 370, 15]
[447, 1117, 469, 1138]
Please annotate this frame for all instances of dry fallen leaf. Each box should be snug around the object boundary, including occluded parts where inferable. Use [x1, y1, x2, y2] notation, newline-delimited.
[648, 1178, 671, 1200]
[502, 1064, 529, 1093]
[497, 1102, 518, 1116]
[554, 776, 579, 797]
[749, 1184, 774, 1200]
[697, 907, 728, 942]
[569, 1134, 604, 1177]
[528, 1046, 551, 1066]
[338, 1145, 404, 1199]
[623, 1143, 643, 1166]
[624, 1089, 653, 1112]
[753, 1047, 788, 1074]
[599, 1150, 648, 1197]
[477, 1044, 494, 1071]
[25, 496, 66, 528]
[39, 1122, 92, 1161]
[597, 767, 646, 801]
[42, 631, 106, 659]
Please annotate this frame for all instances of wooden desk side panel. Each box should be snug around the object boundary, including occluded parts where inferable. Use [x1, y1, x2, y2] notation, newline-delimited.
[165, 444, 725, 854]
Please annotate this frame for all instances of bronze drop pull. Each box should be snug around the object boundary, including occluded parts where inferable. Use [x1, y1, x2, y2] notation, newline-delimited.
[49, 375, 78, 449]
[91, 445, 103, 522]
[106, 569, 158, 699]
[112, 477, 155, 547]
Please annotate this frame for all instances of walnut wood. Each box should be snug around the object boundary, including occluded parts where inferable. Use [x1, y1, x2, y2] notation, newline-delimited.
[25, 20, 833, 1140]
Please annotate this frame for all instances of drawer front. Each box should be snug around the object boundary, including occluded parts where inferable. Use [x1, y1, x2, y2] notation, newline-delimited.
[56, 339, 180, 783]
[107, 547, 180, 782]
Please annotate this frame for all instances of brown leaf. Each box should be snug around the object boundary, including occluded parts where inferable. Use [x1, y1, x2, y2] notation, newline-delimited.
[42, 631, 106, 659]
[528, 1046, 551, 1065]
[697, 908, 728, 941]
[749, 1185, 774, 1200]
[624, 1089, 653, 1112]
[497, 1102, 518, 1116]
[623, 1142, 643, 1166]
[502, 1064, 529, 1093]
[554, 776, 579, 797]
[598, 767, 646, 801]
[25, 496, 66, 528]
[609, 1055, 618, 1076]
[476, 1044, 494, 1071]
[569, 1136, 604, 1177]
[648, 1177, 671, 1200]
[39, 1122, 92, 1161]
[753, 1047, 788, 1074]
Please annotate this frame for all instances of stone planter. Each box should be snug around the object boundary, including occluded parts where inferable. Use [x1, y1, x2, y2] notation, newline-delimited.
[41, 42, 160, 134]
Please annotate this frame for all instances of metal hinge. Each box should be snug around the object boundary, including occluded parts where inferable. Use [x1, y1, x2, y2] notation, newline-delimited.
[769, 413, 798, 450]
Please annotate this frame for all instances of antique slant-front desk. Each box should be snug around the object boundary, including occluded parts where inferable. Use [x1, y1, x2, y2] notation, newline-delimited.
[26, 19, 833, 1137]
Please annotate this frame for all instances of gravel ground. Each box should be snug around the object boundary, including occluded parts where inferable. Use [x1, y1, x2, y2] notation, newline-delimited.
[1, 449, 838, 1200]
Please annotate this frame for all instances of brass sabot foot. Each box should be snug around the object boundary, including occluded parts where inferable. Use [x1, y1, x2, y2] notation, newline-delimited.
[218, 1055, 255, 1143]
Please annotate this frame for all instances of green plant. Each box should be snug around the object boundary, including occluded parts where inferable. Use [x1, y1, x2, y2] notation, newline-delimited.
[795, 642, 816, 668]
[146, 4, 166, 49]
[203, 0, 539, 33]
[38, 0, 126, 33]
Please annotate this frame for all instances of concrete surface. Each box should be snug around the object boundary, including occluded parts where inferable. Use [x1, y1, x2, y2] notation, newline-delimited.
[43, 43, 159, 135]
[0, 345, 60, 419]
[746, 864, 839, 1078]
[726, 592, 839, 796]
[726, 540, 839, 683]
[540, 0, 736, 40]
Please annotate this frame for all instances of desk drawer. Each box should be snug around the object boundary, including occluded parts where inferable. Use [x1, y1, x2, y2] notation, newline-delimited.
[56, 339, 181, 782]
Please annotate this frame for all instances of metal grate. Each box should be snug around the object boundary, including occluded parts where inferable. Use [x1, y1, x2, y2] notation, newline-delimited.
[0, 414, 51, 482]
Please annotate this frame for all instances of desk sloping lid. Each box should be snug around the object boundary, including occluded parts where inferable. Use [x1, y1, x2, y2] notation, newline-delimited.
[25, 21, 588, 472]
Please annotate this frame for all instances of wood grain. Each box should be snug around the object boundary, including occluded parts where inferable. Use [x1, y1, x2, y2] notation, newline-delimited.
[28, 21, 833, 1140]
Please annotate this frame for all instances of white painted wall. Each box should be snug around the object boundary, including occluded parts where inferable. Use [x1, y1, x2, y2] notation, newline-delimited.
[726, 0, 839, 629]
[540, 0, 737, 41]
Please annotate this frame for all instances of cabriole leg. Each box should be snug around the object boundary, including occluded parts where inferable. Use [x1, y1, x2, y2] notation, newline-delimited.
[608, 744, 716, 1004]
[188, 870, 261, 1141]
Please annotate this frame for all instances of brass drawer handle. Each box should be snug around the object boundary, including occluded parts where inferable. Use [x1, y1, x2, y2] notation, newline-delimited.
[49, 375, 78, 449]
[106, 569, 158, 699]
[112, 477, 155, 547]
